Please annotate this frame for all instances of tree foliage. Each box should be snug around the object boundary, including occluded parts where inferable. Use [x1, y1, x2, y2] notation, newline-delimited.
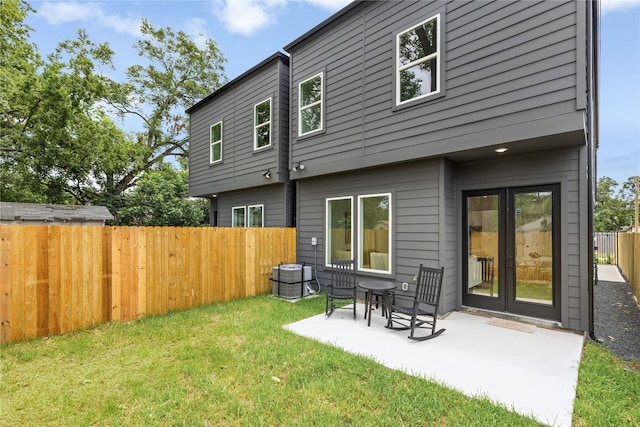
[0, 1, 225, 225]
[117, 159, 208, 226]
[106, 19, 225, 196]
[594, 176, 636, 232]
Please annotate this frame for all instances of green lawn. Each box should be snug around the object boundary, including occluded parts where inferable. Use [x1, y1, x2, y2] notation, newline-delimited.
[1, 295, 638, 426]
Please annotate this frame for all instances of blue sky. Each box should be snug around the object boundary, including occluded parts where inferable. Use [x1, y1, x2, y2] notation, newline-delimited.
[25, 0, 640, 187]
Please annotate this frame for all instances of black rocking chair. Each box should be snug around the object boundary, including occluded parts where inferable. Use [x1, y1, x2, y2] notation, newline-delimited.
[325, 259, 356, 318]
[386, 265, 445, 341]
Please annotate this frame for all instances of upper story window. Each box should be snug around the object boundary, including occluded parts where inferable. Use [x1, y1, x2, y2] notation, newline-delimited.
[254, 98, 271, 150]
[396, 14, 441, 105]
[298, 72, 323, 136]
[210, 121, 222, 164]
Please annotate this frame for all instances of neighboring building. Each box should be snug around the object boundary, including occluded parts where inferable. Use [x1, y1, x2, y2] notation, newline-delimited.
[0, 202, 114, 226]
[186, 52, 293, 227]
[188, 1, 599, 333]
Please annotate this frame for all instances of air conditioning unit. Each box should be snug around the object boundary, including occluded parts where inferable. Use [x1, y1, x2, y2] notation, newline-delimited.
[271, 264, 311, 299]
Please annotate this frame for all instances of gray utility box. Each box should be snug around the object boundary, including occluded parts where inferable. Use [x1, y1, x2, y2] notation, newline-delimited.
[272, 264, 311, 299]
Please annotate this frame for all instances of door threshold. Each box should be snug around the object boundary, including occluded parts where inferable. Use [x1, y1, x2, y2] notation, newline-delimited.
[459, 306, 563, 330]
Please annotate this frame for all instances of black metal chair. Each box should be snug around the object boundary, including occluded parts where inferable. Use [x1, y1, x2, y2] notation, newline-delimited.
[325, 259, 356, 318]
[386, 265, 445, 341]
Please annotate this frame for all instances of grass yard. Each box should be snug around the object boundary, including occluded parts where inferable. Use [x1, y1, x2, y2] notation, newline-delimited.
[1, 295, 639, 426]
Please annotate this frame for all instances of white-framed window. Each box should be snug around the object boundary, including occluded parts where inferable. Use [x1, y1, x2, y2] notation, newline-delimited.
[325, 197, 353, 266]
[254, 98, 271, 150]
[210, 121, 222, 164]
[248, 204, 264, 227]
[358, 193, 392, 274]
[396, 14, 441, 105]
[298, 72, 323, 136]
[232, 206, 245, 227]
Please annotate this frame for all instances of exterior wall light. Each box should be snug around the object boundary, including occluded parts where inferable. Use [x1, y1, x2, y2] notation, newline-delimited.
[495, 147, 508, 153]
[262, 170, 271, 179]
[293, 162, 305, 171]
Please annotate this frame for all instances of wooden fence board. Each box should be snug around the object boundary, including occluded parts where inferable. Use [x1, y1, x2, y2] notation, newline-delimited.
[111, 227, 122, 322]
[0, 226, 12, 341]
[81, 227, 92, 329]
[92, 226, 103, 325]
[0, 225, 296, 343]
[102, 227, 112, 322]
[36, 226, 49, 337]
[59, 226, 72, 333]
[48, 226, 61, 336]
[23, 227, 38, 339]
[618, 233, 639, 303]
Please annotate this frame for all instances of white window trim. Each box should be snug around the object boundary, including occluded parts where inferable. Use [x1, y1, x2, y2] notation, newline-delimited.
[248, 204, 264, 228]
[357, 193, 392, 274]
[395, 13, 441, 106]
[325, 196, 353, 267]
[298, 72, 323, 137]
[210, 121, 223, 164]
[253, 98, 272, 151]
[231, 206, 245, 228]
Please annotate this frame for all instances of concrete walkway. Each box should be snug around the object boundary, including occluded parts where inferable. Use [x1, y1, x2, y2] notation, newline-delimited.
[285, 306, 583, 427]
[597, 264, 626, 282]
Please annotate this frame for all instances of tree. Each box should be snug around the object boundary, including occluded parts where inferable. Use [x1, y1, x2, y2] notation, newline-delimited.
[594, 176, 633, 232]
[1, 3, 134, 205]
[116, 159, 209, 226]
[106, 19, 226, 196]
[1, 5, 226, 226]
[621, 176, 640, 232]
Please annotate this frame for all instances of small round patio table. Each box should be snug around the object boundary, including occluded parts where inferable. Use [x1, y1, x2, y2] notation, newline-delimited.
[358, 281, 396, 327]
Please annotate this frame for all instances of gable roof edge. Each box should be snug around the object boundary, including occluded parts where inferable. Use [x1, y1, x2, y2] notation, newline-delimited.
[283, 1, 364, 52]
[186, 51, 289, 114]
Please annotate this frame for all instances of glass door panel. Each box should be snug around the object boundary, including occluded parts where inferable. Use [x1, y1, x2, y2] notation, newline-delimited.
[463, 185, 560, 321]
[513, 191, 554, 305]
[467, 195, 499, 299]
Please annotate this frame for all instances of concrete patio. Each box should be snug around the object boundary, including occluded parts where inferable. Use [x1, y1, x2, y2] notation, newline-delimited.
[285, 305, 584, 427]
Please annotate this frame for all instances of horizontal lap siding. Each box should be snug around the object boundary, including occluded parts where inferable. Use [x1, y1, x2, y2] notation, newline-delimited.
[189, 58, 288, 197]
[217, 186, 287, 228]
[288, 0, 580, 172]
[296, 160, 441, 286]
[458, 147, 584, 329]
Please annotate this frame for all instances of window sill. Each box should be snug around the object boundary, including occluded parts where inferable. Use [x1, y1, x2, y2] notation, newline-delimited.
[392, 90, 446, 112]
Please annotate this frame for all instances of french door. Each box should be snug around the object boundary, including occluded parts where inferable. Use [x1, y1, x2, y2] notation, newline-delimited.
[462, 185, 560, 321]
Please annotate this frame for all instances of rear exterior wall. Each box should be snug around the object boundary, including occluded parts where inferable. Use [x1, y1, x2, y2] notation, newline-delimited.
[287, 0, 585, 175]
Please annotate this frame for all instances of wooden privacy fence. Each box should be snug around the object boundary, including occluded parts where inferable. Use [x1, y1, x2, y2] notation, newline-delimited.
[0, 225, 296, 343]
[617, 233, 640, 304]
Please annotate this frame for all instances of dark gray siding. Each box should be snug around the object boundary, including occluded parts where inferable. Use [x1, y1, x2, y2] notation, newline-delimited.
[456, 146, 586, 330]
[189, 55, 289, 198]
[217, 185, 289, 227]
[440, 159, 457, 313]
[287, 0, 586, 177]
[296, 159, 450, 304]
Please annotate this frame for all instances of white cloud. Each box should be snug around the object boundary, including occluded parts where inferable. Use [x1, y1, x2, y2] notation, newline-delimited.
[304, 0, 353, 11]
[215, 0, 275, 35]
[185, 17, 211, 50]
[213, 0, 351, 36]
[39, 1, 100, 24]
[38, 1, 141, 37]
[601, 0, 640, 14]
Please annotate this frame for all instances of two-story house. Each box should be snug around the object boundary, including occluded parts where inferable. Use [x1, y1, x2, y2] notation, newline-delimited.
[187, 52, 293, 228]
[188, 0, 599, 333]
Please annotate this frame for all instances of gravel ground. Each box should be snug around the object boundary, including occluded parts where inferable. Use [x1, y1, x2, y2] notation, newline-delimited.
[594, 275, 640, 362]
